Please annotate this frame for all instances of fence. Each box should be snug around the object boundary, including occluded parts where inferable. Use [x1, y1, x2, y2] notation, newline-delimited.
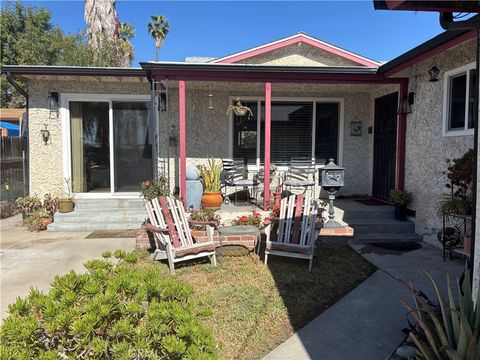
[1, 137, 26, 202]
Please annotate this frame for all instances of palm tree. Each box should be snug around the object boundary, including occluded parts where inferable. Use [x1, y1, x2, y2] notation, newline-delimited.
[84, 0, 119, 49]
[147, 15, 169, 61]
[118, 22, 135, 66]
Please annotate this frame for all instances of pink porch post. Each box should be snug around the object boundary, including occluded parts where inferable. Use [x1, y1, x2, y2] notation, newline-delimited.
[263, 82, 272, 210]
[179, 80, 186, 205]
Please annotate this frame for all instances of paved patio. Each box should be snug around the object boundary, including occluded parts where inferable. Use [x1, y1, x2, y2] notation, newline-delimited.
[263, 243, 465, 360]
[0, 214, 135, 320]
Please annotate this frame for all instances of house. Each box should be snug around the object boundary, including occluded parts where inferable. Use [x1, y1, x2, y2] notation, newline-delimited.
[0, 108, 25, 137]
[1, 27, 476, 242]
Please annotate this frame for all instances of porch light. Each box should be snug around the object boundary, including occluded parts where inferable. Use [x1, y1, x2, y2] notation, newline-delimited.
[40, 124, 50, 145]
[397, 98, 412, 115]
[159, 93, 167, 112]
[48, 91, 59, 111]
[320, 158, 344, 229]
[428, 64, 440, 82]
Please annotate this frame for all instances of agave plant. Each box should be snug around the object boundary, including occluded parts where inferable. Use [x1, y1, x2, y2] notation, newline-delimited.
[198, 158, 221, 193]
[402, 265, 480, 359]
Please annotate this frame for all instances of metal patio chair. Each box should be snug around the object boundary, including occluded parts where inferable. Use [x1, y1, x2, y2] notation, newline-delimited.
[283, 157, 317, 198]
[221, 158, 259, 205]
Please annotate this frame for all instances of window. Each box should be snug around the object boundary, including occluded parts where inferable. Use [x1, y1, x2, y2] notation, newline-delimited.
[230, 98, 341, 167]
[444, 62, 476, 135]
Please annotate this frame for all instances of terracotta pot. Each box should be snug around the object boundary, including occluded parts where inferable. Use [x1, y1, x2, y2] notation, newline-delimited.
[42, 217, 53, 229]
[201, 192, 222, 209]
[58, 199, 74, 213]
[463, 234, 472, 255]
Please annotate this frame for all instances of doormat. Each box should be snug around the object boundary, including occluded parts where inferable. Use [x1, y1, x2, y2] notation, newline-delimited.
[85, 230, 140, 239]
[355, 198, 388, 206]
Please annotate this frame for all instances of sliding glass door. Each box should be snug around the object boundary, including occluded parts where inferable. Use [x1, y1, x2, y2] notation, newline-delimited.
[69, 99, 152, 194]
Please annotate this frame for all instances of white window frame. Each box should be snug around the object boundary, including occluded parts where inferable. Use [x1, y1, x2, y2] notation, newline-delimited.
[228, 96, 344, 171]
[442, 61, 476, 137]
[60, 93, 151, 198]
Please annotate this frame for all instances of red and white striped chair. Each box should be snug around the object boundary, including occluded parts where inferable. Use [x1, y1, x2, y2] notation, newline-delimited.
[144, 196, 217, 275]
[264, 194, 320, 271]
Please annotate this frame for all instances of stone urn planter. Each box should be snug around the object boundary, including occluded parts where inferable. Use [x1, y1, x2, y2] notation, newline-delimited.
[58, 198, 74, 213]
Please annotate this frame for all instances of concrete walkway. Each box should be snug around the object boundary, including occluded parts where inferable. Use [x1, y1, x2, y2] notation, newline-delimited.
[263, 243, 464, 360]
[1, 215, 135, 320]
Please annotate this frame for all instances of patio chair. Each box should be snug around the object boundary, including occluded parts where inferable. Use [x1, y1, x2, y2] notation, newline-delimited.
[221, 158, 259, 204]
[264, 194, 320, 271]
[283, 157, 316, 198]
[144, 195, 217, 275]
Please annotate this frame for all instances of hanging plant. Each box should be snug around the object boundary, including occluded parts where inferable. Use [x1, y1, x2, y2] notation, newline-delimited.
[226, 98, 253, 119]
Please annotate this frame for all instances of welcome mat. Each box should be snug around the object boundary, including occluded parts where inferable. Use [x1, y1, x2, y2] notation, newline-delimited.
[355, 198, 388, 206]
[85, 230, 140, 239]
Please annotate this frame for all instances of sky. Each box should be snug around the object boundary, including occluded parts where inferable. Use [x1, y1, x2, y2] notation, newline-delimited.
[16, 0, 446, 66]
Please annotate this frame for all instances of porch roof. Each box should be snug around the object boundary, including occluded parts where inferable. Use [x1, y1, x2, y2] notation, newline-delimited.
[140, 61, 400, 84]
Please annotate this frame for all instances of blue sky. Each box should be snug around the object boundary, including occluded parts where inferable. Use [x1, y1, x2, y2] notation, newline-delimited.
[18, 1, 444, 66]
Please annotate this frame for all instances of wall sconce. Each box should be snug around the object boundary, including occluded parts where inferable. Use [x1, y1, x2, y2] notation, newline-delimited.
[48, 91, 59, 111]
[397, 98, 412, 115]
[428, 64, 440, 82]
[41, 124, 50, 145]
[408, 91, 415, 105]
[158, 92, 167, 112]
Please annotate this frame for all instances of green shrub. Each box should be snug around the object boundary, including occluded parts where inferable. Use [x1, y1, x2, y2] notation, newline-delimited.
[15, 195, 42, 214]
[24, 208, 51, 231]
[0, 254, 219, 359]
[389, 189, 411, 206]
[141, 177, 169, 201]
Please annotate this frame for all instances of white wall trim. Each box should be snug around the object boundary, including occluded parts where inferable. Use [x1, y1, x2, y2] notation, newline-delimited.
[442, 61, 476, 137]
[227, 95, 345, 170]
[60, 93, 150, 198]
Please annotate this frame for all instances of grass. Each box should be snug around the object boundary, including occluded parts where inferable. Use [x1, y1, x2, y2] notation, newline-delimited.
[135, 244, 375, 359]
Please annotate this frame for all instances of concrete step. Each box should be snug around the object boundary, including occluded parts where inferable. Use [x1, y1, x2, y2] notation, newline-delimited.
[54, 209, 147, 222]
[342, 210, 395, 221]
[48, 221, 142, 232]
[348, 219, 415, 235]
[73, 199, 145, 211]
[350, 232, 423, 245]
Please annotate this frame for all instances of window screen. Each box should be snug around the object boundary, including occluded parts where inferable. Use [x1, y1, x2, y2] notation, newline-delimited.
[232, 101, 258, 165]
[448, 73, 467, 130]
[315, 103, 339, 164]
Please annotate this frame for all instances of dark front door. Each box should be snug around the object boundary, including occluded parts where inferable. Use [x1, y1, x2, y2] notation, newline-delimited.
[373, 92, 398, 200]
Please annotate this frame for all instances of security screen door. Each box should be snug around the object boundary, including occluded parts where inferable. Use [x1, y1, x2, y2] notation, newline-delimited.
[70, 100, 152, 194]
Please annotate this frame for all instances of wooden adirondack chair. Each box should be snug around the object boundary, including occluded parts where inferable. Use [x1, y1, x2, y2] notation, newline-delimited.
[144, 196, 217, 275]
[264, 194, 320, 271]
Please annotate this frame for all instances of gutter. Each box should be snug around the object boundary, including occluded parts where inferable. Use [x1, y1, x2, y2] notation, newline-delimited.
[1, 65, 145, 77]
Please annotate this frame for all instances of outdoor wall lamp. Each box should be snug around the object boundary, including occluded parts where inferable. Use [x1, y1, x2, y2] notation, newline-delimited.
[48, 91, 59, 111]
[158, 92, 167, 112]
[428, 64, 440, 82]
[397, 98, 412, 115]
[207, 84, 214, 110]
[41, 124, 50, 145]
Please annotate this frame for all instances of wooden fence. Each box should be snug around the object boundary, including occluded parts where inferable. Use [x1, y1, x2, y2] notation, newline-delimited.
[1, 137, 26, 201]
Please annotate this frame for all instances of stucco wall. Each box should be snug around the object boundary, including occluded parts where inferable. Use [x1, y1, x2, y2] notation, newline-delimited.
[403, 39, 476, 244]
[240, 43, 361, 67]
[27, 78, 150, 196]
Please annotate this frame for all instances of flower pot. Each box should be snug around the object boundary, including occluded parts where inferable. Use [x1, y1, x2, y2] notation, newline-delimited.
[463, 234, 472, 255]
[234, 107, 251, 117]
[58, 199, 74, 213]
[201, 192, 222, 209]
[42, 217, 53, 229]
[394, 204, 406, 221]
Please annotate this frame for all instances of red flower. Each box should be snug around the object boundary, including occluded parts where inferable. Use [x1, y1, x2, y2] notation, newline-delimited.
[239, 216, 247, 221]
[143, 181, 151, 187]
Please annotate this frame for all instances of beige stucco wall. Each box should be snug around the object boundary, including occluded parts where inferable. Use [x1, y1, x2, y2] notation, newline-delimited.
[239, 43, 362, 67]
[403, 39, 476, 244]
[27, 78, 150, 196]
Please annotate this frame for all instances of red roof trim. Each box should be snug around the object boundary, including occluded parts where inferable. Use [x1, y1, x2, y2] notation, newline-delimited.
[383, 30, 475, 76]
[213, 34, 379, 68]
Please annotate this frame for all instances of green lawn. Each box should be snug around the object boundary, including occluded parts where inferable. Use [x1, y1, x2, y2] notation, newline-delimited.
[136, 244, 375, 359]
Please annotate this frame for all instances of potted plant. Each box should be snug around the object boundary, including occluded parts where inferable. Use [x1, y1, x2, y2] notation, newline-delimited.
[189, 208, 220, 229]
[141, 176, 169, 201]
[15, 195, 42, 220]
[24, 208, 52, 231]
[389, 188, 411, 221]
[58, 178, 74, 213]
[226, 98, 253, 118]
[198, 158, 222, 209]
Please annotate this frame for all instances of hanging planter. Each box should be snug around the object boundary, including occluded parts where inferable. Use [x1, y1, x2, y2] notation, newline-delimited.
[227, 98, 253, 118]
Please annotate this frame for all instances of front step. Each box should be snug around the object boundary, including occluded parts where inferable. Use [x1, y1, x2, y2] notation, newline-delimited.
[348, 219, 415, 235]
[48, 199, 147, 232]
[349, 232, 423, 245]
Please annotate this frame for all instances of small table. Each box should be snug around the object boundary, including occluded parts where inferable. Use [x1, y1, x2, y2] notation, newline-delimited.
[217, 225, 261, 261]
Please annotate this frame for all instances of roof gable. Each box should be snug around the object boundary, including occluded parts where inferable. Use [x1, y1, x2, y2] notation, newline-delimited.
[212, 33, 380, 68]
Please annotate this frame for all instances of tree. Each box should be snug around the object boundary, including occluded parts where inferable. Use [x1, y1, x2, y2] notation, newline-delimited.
[118, 22, 135, 66]
[84, 0, 119, 49]
[147, 15, 169, 61]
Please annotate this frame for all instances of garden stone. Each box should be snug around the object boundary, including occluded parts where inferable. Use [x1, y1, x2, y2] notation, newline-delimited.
[396, 345, 416, 359]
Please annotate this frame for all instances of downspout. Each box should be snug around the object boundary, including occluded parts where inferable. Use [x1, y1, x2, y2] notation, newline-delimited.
[5, 72, 29, 196]
[440, 13, 480, 291]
